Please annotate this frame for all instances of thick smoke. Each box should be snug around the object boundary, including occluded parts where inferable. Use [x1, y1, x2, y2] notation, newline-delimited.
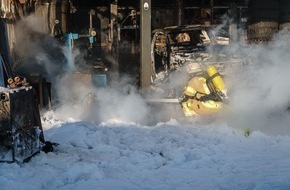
[13, 15, 67, 82]
[12, 13, 290, 134]
[220, 32, 290, 135]
[10, 14, 155, 125]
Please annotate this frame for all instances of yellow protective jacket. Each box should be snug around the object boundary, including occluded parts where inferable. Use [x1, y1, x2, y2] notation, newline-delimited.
[181, 66, 225, 117]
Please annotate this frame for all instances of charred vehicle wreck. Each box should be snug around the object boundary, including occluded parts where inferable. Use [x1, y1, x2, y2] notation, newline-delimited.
[150, 25, 240, 118]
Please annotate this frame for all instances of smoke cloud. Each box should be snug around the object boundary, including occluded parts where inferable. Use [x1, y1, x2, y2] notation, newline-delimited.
[11, 13, 290, 135]
[220, 32, 290, 135]
[13, 15, 67, 82]
[53, 23, 290, 134]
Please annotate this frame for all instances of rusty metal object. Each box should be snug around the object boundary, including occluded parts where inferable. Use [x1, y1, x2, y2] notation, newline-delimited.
[1, 0, 35, 20]
[29, 73, 52, 110]
[61, 0, 69, 33]
[7, 75, 29, 89]
[0, 86, 43, 163]
[0, 0, 12, 19]
[48, 0, 69, 34]
[35, 1, 50, 33]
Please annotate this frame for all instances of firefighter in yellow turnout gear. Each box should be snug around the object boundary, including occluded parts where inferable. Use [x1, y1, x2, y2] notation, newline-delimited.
[181, 63, 228, 117]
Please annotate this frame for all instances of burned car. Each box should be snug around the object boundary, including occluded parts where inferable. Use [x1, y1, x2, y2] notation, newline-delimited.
[150, 25, 233, 98]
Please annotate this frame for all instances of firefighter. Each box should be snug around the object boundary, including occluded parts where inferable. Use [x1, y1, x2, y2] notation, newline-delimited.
[180, 63, 228, 117]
